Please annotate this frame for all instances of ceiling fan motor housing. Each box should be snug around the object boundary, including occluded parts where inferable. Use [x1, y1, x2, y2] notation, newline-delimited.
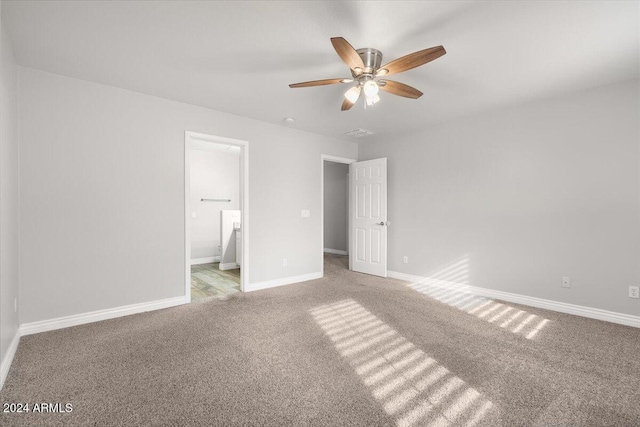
[355, 48, 383, 76]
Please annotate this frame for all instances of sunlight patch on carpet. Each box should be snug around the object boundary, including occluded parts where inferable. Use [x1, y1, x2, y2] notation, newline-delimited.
[405, 256, 550, 340]
[310, 299, 495, 427]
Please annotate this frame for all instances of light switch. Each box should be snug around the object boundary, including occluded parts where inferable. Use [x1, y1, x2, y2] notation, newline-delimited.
[192, 212, 197, 218]
[301, 209, 310, 218]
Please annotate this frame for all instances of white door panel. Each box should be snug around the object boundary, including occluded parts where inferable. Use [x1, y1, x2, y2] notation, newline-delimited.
[350, 158, 387, 277]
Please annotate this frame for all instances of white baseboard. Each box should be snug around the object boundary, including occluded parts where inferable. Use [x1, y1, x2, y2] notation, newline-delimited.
[388, 271, 640, 329]
[324, 248, 348, 255]
[219, 262, 239, 271]
[191, 256, 220, 265]
[0, 331, 20, 391]
[19, 296, 186, 337]
[245, 272, 322, 292]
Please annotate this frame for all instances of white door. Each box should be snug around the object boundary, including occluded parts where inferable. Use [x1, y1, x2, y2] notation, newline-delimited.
[350, 158, 387, 277]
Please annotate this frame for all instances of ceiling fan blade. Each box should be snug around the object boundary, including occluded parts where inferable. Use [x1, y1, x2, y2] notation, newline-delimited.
[377, 46, 446, 76]
[341, 98, 356, 111]
[341, 86, 362, 111]
[379, 80, 423, 99]
[289, 78, 349, 88]
[331, 37, 365, 72]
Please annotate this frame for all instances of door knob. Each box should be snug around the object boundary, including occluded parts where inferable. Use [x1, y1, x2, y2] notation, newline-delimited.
[376, 221, 387, 226]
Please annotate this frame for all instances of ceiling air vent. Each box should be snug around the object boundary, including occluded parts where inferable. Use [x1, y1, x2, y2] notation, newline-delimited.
[344, 128, 374, 138]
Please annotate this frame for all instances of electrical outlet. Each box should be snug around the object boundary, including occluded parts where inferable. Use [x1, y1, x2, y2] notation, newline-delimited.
[14, 298, 17, 313]
[629, 286, 639, 299]
[562, 277, 571, 288]
[403, 256, 408, 264]
[301, 210, 310, 218]
[283, 259, 288, 267]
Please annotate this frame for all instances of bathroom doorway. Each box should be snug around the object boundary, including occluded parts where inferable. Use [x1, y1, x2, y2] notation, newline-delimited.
[185, 131, 249, 301]
[320, 155, 356, 276]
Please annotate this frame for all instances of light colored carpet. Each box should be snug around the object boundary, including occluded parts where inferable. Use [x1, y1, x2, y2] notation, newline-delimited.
[1, 254, 639, 426]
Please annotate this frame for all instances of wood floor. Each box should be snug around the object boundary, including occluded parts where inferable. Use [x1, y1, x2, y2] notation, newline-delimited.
[190, 262, 240, 300]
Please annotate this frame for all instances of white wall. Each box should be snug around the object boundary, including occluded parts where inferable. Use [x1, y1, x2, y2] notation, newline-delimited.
[0, 4, 20, 376]
[359, 79, 640, 317]
[323, 161, 348, 252]
[189, 148, 239, 260]
[18, 67, 357, 324]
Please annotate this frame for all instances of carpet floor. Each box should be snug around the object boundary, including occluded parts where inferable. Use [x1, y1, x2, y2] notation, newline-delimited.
[1, 254, 639, 426]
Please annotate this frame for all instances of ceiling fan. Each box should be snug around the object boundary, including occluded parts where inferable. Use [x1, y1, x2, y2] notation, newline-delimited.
[289, 37, 446, 111]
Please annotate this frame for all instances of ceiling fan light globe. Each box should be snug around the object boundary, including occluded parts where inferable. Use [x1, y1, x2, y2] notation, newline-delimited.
[363, 80, 379, 97]
[366, 94, 381, 106]
[344, 86, 361, 103]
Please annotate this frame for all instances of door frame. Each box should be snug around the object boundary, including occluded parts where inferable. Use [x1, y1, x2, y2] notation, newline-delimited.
[185, 131, 249, 301]
[320, 154, 357, 277]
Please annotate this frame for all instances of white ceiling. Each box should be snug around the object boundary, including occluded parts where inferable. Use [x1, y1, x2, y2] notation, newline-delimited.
[3, 1, 638, 143]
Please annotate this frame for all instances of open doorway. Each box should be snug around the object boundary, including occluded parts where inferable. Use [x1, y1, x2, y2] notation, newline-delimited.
[185, 131, 249, 301]
[321, 155, 356, 276]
